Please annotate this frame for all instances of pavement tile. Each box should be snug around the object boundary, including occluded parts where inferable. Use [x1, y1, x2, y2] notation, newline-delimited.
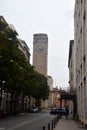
[54, 117, 87, 130]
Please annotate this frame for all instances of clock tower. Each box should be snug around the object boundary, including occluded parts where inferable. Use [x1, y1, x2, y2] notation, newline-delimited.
[33, 33, 48, 77]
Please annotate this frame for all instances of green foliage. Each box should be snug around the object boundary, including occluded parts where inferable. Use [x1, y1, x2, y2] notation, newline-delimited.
[0, 19, 50, 101]
[32, 73, 50, 100]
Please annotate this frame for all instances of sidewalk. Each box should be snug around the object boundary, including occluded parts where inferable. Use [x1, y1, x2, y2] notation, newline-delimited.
[54, 117, 87, 130]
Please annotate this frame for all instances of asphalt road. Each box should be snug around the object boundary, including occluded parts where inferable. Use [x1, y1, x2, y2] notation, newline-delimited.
[0, 110, 56, 130]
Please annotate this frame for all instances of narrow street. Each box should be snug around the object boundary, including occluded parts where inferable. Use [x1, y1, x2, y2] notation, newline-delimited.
[1, 0, 87, 128]
[0, 111, 87, 130]
[0, 110, 55, 130]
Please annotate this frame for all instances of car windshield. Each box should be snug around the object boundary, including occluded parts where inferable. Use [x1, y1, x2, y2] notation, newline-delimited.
[51, 107, 60, 109]
[32, 107, 37, 109]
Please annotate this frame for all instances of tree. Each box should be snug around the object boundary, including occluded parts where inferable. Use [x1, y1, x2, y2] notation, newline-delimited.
[0, 18, 50, 113]
[32, 73, 49, 100]
[0, 19, 32, 112]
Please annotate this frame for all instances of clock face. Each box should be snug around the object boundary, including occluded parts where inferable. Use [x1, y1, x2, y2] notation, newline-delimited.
[36, 45, 44, 53]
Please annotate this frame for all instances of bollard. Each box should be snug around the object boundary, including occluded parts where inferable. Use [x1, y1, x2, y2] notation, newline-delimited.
[54, 118, 55, 128]
[48, 123, 50, 130]
[55, 116, 57, 125]
[42, 126, 46, 130]
[51, 120, 53, 130]
[56, 116, 58, 124]
[57, 115, 59, 122]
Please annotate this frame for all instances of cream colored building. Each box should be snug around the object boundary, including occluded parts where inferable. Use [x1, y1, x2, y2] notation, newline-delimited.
[33, 33, 48, 108]
[47, 76, 53, 91]
[52, 88, 66, 107]
[68, 40, 75, 92]
[68, 40, 75, 118]
[47, 76, 53, 107]
[33, 33, 48, 77]
[74, 0, 87, 125]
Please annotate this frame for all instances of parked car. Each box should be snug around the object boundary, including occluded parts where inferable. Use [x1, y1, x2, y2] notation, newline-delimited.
[50, 107, 57, 115]
[50, 107, 67, 116]
[60, 107, 67, 115]
[30, 106, 39, 113]
[0, 109, 6, 118]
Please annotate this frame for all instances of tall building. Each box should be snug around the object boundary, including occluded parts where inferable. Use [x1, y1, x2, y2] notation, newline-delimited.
[8, 24, 31, 63]
[33, 33, 48, 77]
[33, 33, 48, 107]
[68, 40, 75, 118]
[74, 0, 87, 125]
[68, 40, 75, 92]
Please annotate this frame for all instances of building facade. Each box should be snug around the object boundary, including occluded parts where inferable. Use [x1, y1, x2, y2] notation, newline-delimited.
[74, 0, 87, 125]
[51, 88, 66, 107]
[68, 40, 75, 92]
[33, 33, 48, 108]
[47, 76, 53, 91]
[18, 39, 30, 63]
[33, 33, 48, 77]
[47, 76, 53, 107]
[68, 40, 75, 118]
[8, 24, 31, 63]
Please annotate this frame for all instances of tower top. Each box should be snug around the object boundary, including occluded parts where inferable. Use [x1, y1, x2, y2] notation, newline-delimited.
[33, 33, 48, 40]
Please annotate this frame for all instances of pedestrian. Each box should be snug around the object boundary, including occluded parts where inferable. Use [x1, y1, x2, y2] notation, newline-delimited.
[66, 106, 69, 119]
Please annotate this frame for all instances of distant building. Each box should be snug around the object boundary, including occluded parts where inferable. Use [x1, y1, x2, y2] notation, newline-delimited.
[33, 33, 48, 77]
[47, 75, 53, 91]
[18, 39, 31, 63]
[51, 87, 66, 107]
[33, 33, 48, 108]
[47, 76, 53, 107]
[8, 24, 31, 63]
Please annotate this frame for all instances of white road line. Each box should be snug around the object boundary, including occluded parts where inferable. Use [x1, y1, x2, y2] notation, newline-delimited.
[6, 115, 49, 130]
[0, 128, 5, 130]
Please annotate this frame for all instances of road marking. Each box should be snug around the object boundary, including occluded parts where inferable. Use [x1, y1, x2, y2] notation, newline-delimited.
[0, 128, 5, 130]
[6, 115, 49, 130]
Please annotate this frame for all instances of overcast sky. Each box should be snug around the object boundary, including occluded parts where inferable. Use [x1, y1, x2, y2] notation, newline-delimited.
[0, 0, 75, 88]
